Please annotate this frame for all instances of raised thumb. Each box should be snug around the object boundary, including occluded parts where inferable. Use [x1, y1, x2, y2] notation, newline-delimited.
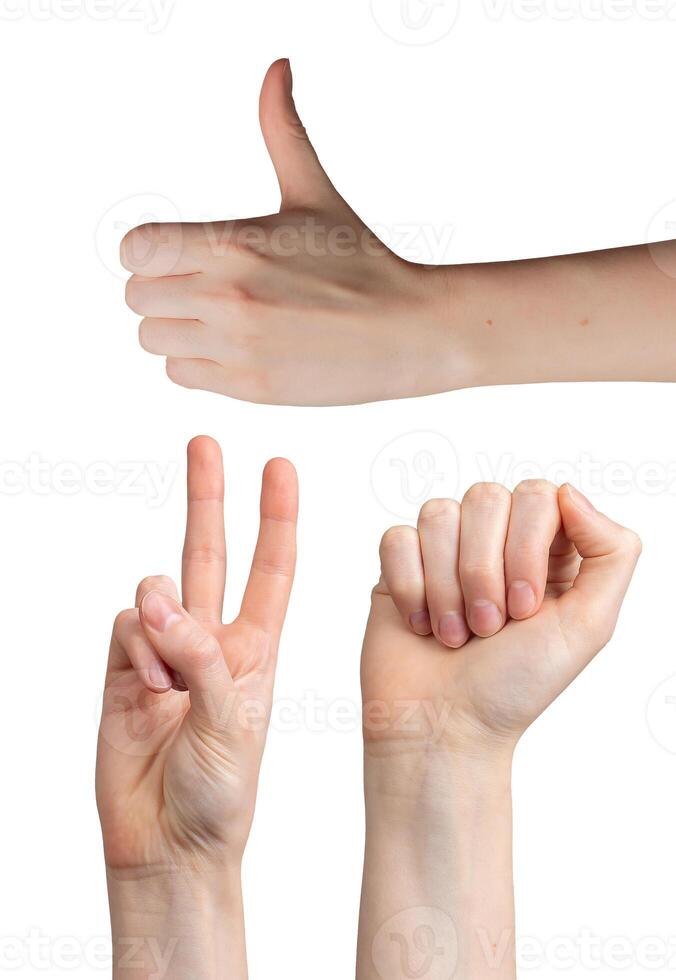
[259, 58, 336, 209]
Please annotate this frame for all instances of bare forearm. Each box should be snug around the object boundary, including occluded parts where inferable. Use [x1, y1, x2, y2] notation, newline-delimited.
[357, 745, 515, 980]
[449, 242, 676, 388]
[108, 867, 247, 980]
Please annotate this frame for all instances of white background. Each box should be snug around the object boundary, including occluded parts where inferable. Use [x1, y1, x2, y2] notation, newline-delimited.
[1, 0, 676, 976]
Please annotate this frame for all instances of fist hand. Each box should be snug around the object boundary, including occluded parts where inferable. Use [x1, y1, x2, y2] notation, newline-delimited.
[362, 481, 641, 748]
[121, 60, 452, 406]
[96, 437, 298, 873]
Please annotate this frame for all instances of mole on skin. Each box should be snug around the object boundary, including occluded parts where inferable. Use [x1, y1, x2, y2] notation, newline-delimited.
[579, 318, 590, 326]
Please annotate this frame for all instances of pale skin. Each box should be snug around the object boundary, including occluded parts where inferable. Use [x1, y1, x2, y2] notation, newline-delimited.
[358, 481, 641, 980]
[96, 436, 298, 980]
[121, 59, 676, 406]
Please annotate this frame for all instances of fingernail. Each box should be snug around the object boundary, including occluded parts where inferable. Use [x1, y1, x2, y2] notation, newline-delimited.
[409, 610, 432, 635]
[565, 484, 595, 515]
[146, 663, 172, 692]
[438, 611, 470, 648]
[283, 58, 292, 91]
[142, 591, 183, 632]
[508, 581, 536, 619]
[469, 599, 503, 636]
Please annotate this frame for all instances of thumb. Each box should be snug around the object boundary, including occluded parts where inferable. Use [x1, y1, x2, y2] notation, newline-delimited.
[556, 484, 641, 658]
[140, 590, 234, 729]
[259, 58, 336, 209]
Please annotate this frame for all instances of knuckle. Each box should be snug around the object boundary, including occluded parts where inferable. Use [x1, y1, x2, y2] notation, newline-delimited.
[252, 554, 292, 577]
[136, 575, 175, 601]
[620, 528, 643, 559]
[461, 559, 502, 587]
[507, 543, 545, 567]
[418, 498, 458, 526]
[380, 525, 416, 555]
[591, 613, 616, 650]
[124, 277, 145, 312]
[186, 629, 221, 669]
[113, 608, 138, 636]
[463, 482, 511, 508]
[183, 545, 225, 566]
[204, 283, 255, 314]
[513, 478, 557, 498]
[166, 357, 187, 386]
[120, 223, 162, 269]
[138, 319, 155, 352]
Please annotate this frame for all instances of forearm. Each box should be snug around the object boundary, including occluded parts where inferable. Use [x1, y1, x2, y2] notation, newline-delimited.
[447, 242, 676, 387]
[357, 744, 515, 980]
[107, 866, 247, 980]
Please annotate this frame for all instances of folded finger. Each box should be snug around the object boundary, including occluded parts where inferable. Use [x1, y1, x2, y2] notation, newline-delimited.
[504, 480, 560, 620]
[139, 318, 213, 358]
[110, 608, 173, 693]
[121, 222, 208, 277]
[140, 591, 233, 727]
[417, 499, 468, 648]
[379, 525, 430, 636]
[459, 483, 512, 637]
[125, 273, 201, 318]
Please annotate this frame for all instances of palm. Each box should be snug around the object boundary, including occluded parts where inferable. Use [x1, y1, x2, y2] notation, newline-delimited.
[362, 592, 578, 748]
[96, 438, 297, 873]
[98, 621, 272, 870]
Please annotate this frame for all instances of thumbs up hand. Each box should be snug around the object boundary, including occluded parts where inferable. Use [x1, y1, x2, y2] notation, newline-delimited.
[121, 60, 455, 406]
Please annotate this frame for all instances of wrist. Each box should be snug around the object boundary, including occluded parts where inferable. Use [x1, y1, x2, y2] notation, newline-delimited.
[359, 746, 516, 980]
[363, 740, 513, 837]
[107, 865, 246, 980]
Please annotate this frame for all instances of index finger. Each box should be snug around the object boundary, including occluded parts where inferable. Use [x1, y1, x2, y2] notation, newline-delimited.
[238, 458, 298, 636]
[182, 435, 226, 623]
[120, 222, 205, 277]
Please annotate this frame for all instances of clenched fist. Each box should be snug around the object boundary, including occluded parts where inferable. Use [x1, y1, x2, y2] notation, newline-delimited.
[362, 480, 641, 746]
[357, 481, 641, 980]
